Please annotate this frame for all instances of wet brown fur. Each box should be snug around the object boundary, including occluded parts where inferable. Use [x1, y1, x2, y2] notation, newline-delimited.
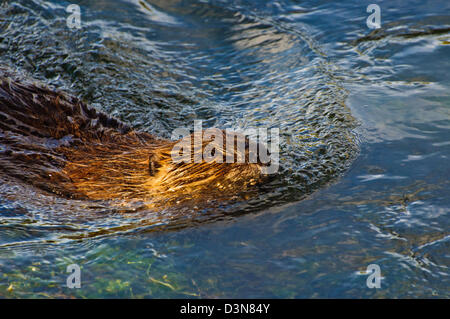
[0, 75, 266, 206]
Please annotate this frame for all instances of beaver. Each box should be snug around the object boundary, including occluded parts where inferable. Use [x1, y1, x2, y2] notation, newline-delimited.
[0, 75, 271, 208]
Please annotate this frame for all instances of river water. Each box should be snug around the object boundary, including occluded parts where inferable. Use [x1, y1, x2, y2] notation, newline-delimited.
[0, 0, 448, 298]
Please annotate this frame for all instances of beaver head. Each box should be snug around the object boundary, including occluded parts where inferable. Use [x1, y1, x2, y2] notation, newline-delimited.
[146, 129, 272, 199]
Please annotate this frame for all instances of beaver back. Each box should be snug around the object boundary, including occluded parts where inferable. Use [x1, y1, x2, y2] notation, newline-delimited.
[0, 76, 156, 199]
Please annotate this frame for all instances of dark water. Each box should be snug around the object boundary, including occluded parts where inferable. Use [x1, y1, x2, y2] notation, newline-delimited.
[0, 0, 448, 298]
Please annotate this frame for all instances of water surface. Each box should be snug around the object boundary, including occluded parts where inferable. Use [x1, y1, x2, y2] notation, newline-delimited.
[0, 0, 448, 298]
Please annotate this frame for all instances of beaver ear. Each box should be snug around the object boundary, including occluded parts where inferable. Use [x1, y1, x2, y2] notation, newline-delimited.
[148, 153, 160, 176]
